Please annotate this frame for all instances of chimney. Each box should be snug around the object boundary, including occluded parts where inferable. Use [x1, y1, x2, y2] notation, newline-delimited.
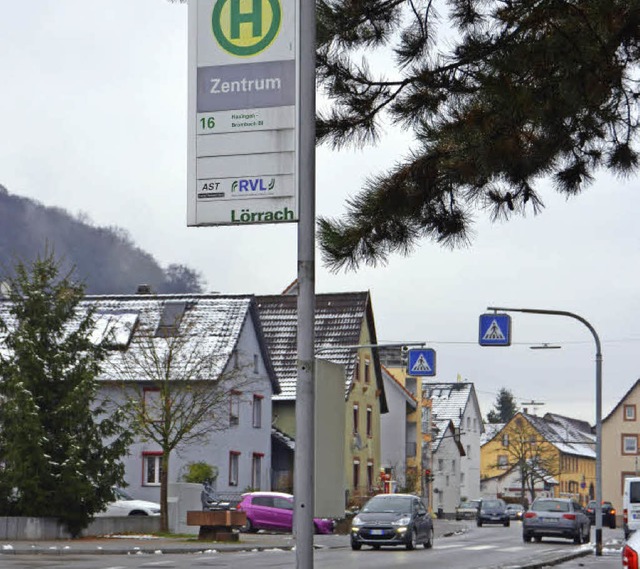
[136, 284, 152, 294]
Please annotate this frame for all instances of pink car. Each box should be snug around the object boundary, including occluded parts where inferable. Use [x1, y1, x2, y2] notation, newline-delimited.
[236, 491, 334, 534]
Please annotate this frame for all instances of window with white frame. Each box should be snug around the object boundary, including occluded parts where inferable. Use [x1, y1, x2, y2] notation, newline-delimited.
[366, 405, 373, 437]
[364, 358, 371, 383]
[502, 433, 509, 448]
[353, 404, 359, 435]
[497, 455, 509, 469]
[438, 459, 444, 471]
[623, 435, 638, 455]
[625, 405, 637, 422]
[253, 354, 259, 374]
[143, 452, 162, 486]
[251, 453, 263, 489]
[252, 394, 263, 428]
[229, 451, 240, 486]
[229, 390, 241, 426]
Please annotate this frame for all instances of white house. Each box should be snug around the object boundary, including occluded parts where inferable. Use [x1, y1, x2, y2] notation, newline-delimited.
[425, 382, 485, 508]
[88, 293, 279, 504]
[379, 365, 418, 489]
[431, 419, 466, 514]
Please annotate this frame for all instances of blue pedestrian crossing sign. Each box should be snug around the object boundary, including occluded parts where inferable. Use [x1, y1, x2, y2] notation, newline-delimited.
[479, 313, 512, 346]
[407, 348, 436, 376]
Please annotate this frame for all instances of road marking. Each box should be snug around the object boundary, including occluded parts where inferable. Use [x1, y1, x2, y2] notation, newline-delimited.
[466, 545, 496, 550]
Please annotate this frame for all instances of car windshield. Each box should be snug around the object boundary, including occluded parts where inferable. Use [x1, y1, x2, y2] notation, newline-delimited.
[532, 500, 570, 512]
[114, 488, 133, 500]
[482, 500, 502, 509]
[362, 496, 412, 514]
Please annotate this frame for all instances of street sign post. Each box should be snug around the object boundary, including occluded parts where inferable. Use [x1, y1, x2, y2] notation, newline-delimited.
[187, 0, 298, 226]
[407, 348, 436, 376]
[478, 313, 512, 346]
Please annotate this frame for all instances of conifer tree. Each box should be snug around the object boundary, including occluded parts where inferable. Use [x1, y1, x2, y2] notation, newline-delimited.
[314, 0, 640, 269]
[487, 387, 518, 423]
[0, 251, 131, 536]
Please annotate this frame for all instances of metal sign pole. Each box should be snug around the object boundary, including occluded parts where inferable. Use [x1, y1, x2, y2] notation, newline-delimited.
[487, 306, 603, 556]
[294, 0, 316, 564]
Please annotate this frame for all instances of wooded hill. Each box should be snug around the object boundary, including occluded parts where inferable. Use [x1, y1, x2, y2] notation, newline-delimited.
[0, 184, 203, 294]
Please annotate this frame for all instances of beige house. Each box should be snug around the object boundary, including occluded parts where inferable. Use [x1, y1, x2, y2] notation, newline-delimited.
[602, 379, 640, 515]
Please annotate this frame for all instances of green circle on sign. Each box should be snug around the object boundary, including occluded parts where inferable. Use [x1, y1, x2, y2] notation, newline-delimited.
[211, 0, 282, 57]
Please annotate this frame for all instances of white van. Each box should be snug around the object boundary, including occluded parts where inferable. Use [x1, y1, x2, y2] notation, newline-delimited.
[623, 477, 640, 539]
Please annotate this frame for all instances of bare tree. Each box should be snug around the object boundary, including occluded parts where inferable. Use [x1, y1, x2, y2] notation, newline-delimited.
[104, 311, 258, 532]
[498, 416, 559, 505]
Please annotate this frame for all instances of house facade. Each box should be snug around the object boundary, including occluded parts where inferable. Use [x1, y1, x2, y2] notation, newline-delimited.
[431, 419, 466, 514]
[377, 347, 433, 507]
[379, 365, 418, 492]
[425, 382, 485, 507]
[481, 412, 595, 506]
[89, 294, 279, 504]
[602, 379, 640, 515]
[256, 291, 388, 509]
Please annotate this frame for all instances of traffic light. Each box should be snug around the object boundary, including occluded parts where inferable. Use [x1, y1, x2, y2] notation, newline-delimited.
[424, 469, 434, 482]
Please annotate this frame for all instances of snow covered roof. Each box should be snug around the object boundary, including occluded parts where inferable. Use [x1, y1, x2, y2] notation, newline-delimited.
[481, 423, 506, 446]
[0, 294, 279, 393]
[523, 412, 595, 459]
[424, 382, 476, 430]
[256, 292, 386, 410]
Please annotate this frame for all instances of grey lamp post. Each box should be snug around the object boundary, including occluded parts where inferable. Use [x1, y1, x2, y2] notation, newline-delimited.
[487, 307, 603, 556]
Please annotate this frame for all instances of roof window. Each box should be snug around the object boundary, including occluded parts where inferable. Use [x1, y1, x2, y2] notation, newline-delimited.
[155, 301, 187, 337]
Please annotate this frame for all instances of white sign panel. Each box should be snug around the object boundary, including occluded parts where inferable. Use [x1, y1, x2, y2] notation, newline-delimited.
[187, 0, 298, 226]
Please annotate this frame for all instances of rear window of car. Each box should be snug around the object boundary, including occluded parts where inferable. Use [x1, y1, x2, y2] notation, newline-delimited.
[482, 500, 503, 508]
[252, 496, 274, 507]
[631, 482, 640, 503]
[532, 500, 570, 512]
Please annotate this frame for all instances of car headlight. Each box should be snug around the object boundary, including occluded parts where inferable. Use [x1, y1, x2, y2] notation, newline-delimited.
[392, 516, 412, 526]
[352, 515, 365, 527]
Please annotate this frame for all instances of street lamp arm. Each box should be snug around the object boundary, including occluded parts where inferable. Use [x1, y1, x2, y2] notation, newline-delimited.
[487, 307, 602, 355]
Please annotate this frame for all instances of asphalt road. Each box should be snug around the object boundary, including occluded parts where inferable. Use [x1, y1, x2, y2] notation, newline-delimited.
[0, 521, 625, 569]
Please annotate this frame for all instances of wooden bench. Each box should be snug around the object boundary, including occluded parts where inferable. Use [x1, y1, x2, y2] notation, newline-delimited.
[186, 510, 247, 541]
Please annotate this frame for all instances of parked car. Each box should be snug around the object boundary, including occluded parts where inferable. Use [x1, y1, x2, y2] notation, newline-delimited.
[455, 499, 481, 520]
[506, 504, 525, 520]
[624, 477, 640, 539]
[477, 498, 510, 527]
[623, 527, 640, 569]
[350, 493, 434, 551]
[522, 497, 590, 544]
[585, 500, 616, 529]
[96, 487, 161, 517]
[236, 491, 334, 534]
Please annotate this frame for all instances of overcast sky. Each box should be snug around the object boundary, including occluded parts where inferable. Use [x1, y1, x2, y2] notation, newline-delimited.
[1, 0, 639, 425]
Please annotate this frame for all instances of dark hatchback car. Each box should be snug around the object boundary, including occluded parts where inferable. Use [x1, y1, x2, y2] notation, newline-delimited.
[351, 493, 434, 551]
[585, 500, 616, 529]
[477, 498, 510, 527]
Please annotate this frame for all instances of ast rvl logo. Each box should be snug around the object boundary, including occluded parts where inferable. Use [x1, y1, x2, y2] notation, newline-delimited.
[212, 0, 282, 57]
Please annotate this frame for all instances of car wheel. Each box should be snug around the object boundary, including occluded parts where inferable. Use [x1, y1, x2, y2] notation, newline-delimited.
[372, 545, 381, 550]
[406, 528, 417, 550]
[244, 518, 258, 533]
[523, 533, 532, 543]
[477, 520, 483, 527]
[504, 520, 510, 527]
[351, 541, 362, 551]
[128, 511, 148, 516]
[610, 519, 617, 530]
[534, 536, 542, 543]
[424, 527, 434, 549]
[573, 531, 583, 545]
